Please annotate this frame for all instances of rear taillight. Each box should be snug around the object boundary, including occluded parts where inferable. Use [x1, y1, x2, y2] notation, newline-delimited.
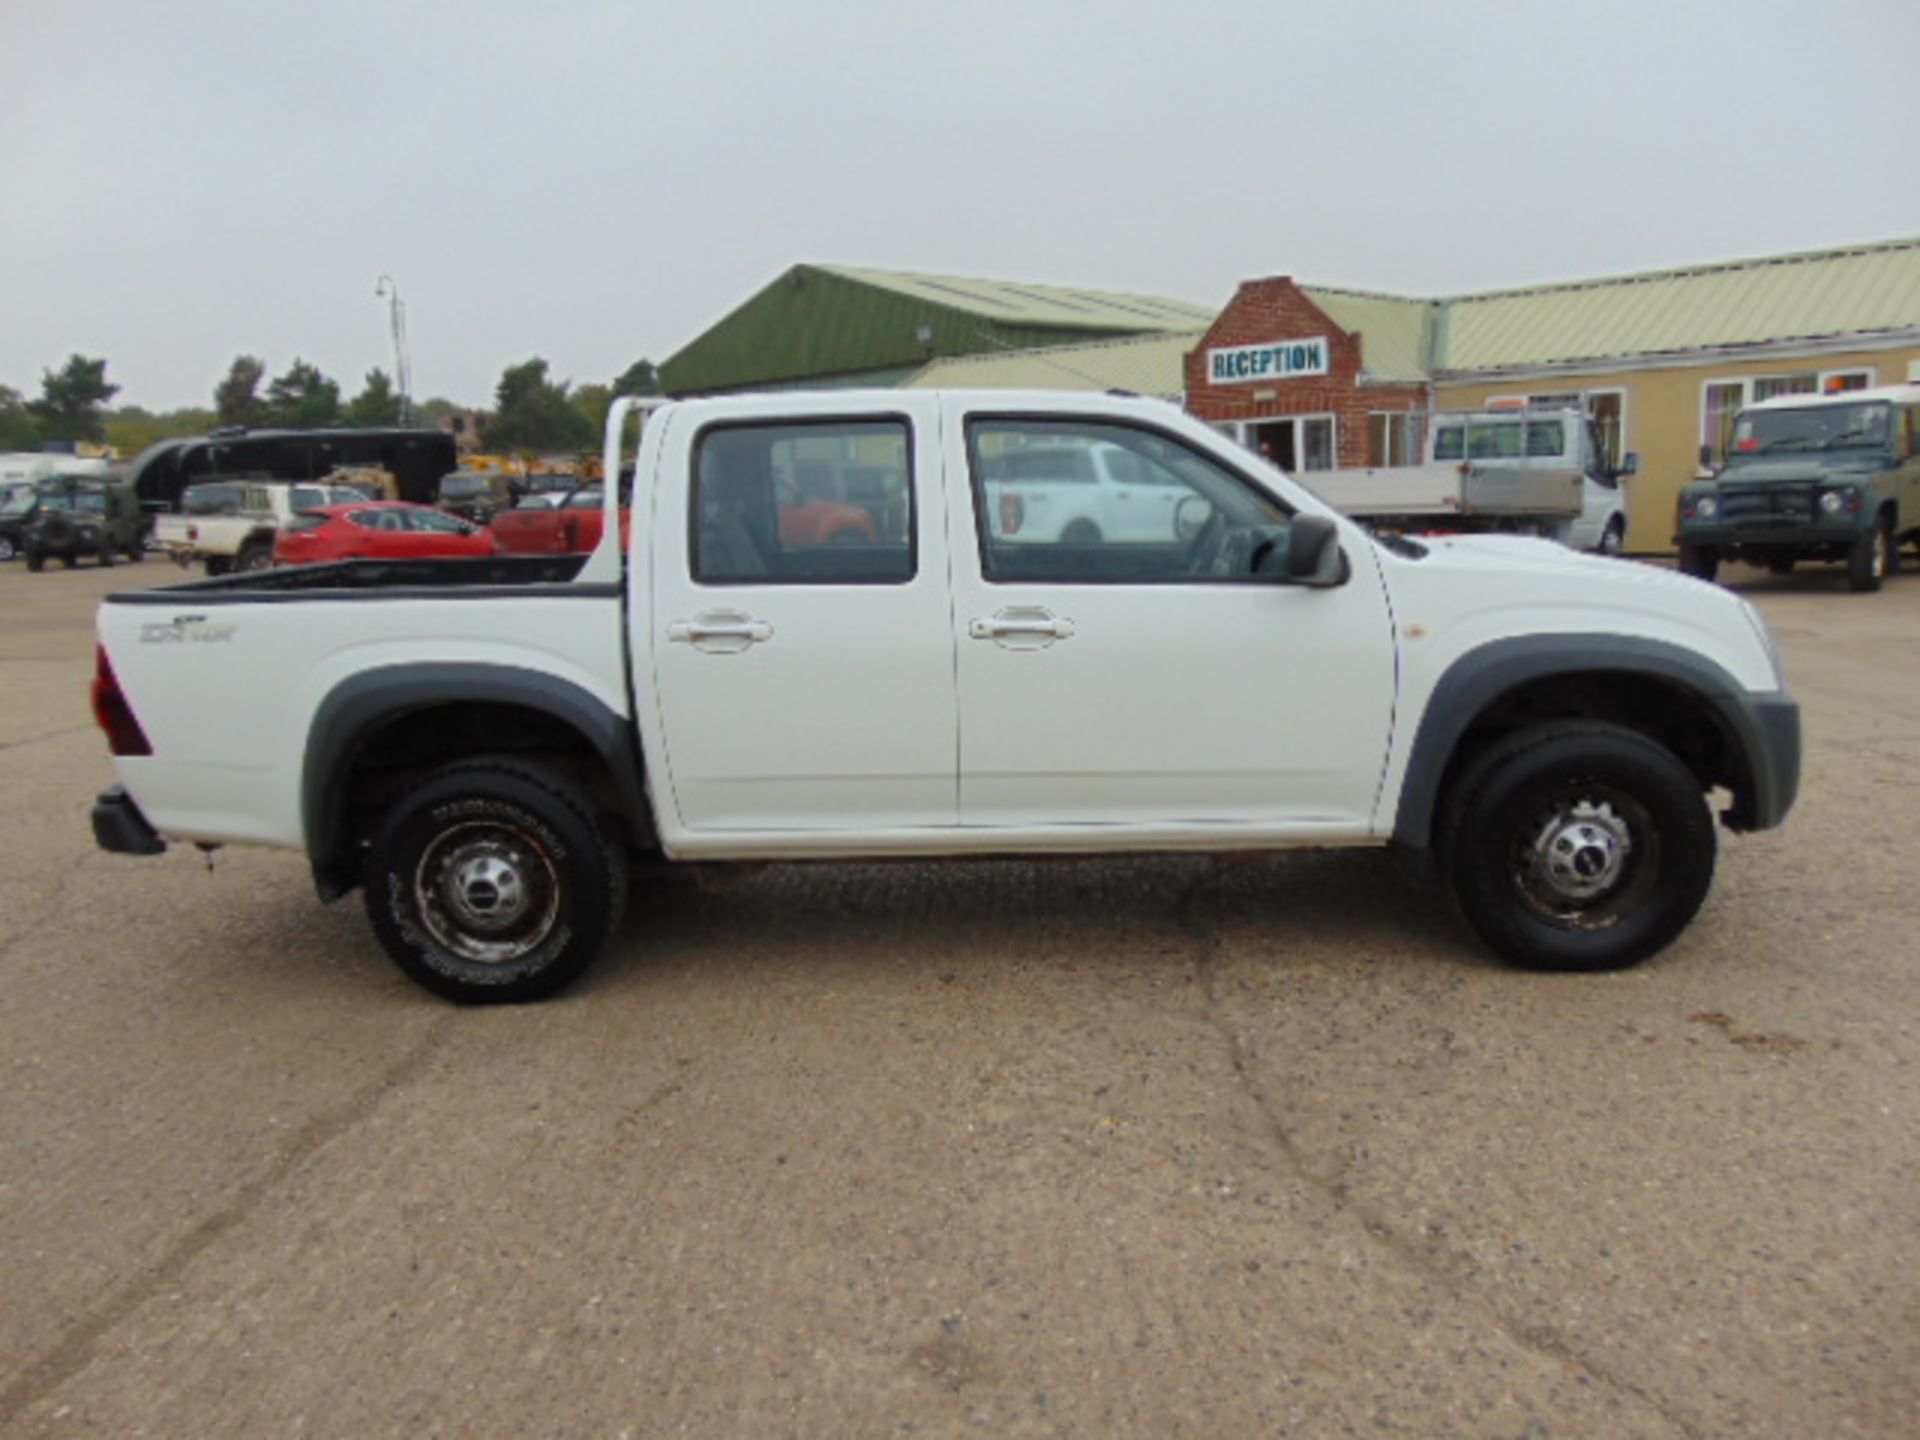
[1000, 492, 1024, 535]
[91, 646, 152, 757]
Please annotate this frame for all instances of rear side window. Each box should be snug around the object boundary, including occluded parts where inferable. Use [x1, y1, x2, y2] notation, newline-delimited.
[1467, 421, 1524, 458]
[1524, 420, 1566, 457]
[692, 419, 914, 585]
[184, 483, 246, 515]
[1433, 426, 1463, 460]
[284, 512, 328, 533]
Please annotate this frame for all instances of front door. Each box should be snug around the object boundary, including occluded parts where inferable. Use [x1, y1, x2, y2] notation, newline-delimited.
[648, 398, 959, 835]
[945, 405, 1396, 834]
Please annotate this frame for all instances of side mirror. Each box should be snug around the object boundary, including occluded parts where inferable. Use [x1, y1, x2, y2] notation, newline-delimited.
[1255, 513, 1345, 586]
[1619, 452, 1639, 477]
[1698, 443, 1714, 467]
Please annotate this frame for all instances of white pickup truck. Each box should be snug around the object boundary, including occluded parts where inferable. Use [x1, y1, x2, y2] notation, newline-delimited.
[1309, 408, 1633, 553]
[154, 478, 371, 574]
[89, 389, 1799, 1003]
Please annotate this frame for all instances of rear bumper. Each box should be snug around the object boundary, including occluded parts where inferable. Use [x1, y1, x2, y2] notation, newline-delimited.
[91, 785, 167, 856]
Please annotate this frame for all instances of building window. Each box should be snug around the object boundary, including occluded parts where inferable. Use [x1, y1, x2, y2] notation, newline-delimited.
[1819, 367, 1874, 394]
[1585, 391, 1625, 470]
[1752, 373, 1817, 404]
[1366, 411, 1425, 467]
[1300, 417, 1334, 472]
[1241, 415, 1336, 473]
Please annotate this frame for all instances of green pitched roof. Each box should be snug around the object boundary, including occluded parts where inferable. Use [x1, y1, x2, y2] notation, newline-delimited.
[661, 264, 1215, 394]
[815, 266, 1216, 332]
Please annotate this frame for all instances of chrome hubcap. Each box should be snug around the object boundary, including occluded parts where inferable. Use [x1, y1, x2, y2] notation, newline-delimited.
[1526, 799, 1633, 904]
[415, 822, 560, 964]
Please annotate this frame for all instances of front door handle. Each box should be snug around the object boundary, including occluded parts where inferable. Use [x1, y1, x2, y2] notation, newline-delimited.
[968, 607, 1075, 649]
[668, 611, 774, 653]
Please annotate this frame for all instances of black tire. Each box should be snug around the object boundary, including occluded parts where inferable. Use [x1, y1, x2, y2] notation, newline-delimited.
[1596, 516, 1625, 556]
[59, 551, 76, 569]
[1443, 721, 1716, 973]
[236, 540, 272, 572]
[205, 556, 232, 578]
[1764, 556, 1794, 576]
[98, 543, 114, 568]
[1881, 512, 1900, 578]
[1061, 519, 1103, 545]
[1676, 544, 1718, 583]
[124, 541, 144, 563]
[1846, 520, 1888, 593]
[364, 759, 628, 1004]
[25, 550, 44, 573]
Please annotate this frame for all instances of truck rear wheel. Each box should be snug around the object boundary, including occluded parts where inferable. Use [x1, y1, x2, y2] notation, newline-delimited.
[365, 759, 628, 1004]
[1444, 722, 1716, 972]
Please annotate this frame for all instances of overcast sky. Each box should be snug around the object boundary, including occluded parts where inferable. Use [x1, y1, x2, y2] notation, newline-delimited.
[3, 0, 1915, 411]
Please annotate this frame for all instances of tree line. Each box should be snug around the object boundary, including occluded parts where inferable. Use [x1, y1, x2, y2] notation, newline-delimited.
[1, 353, 664, 459]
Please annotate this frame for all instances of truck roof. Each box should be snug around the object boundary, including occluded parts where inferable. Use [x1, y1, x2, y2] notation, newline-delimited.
[1748, 382, 1920, 411]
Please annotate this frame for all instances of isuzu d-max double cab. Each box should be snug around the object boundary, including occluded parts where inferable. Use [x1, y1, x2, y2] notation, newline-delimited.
[90, 390, 1800, 1003]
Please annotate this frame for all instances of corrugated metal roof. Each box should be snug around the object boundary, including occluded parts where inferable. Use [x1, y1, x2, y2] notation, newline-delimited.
[905, 331, 1203, 396]
[817, 265, 1217, 333]
[1300, 287, 1435, 382]
[1437, 236, 1920, 374]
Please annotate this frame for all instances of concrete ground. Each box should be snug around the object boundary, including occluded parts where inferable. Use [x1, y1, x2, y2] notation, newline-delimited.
[0, 553, 1913, 1439]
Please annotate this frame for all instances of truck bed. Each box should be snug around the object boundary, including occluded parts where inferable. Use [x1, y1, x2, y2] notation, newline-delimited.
[1307, 461, 1582, 520]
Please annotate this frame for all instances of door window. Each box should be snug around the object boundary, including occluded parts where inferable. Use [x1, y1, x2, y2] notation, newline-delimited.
[692, 419, 913, 585]
[409, 509, 470, 534]
[970, 418, 1294, 583]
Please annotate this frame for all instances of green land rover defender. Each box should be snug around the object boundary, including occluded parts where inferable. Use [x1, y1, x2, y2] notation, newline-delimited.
[1675, 384, 1920, 592]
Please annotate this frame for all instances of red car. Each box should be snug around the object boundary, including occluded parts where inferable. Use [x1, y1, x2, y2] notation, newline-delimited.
[274, 502, 499, 566]
[491, 488, 631, 556]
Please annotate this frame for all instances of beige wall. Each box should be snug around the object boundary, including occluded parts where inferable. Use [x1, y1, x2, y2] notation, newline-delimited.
[1437, 345, 1920, 552]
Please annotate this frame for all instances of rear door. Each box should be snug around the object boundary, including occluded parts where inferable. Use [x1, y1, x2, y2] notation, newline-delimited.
[646, 396, 959, 835]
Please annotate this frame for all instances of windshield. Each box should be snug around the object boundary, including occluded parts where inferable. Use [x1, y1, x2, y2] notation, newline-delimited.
[1, 489, 35, 517]
[1733, 402, 1891, 454]
[439, 475, 488, 498]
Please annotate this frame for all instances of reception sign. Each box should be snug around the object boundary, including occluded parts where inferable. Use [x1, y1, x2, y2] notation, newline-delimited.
[1206, 337, 1329, 385]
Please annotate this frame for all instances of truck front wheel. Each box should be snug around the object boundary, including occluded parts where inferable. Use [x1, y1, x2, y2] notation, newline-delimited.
[365, 759, 628, 1004]
[1444, 722, 1716, 972]
[1676, 544, 1717, 582]
[1846, 517, 1891, 593]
